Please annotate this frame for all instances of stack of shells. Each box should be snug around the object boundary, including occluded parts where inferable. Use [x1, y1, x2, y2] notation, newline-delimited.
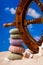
[8, 28, 25, 60]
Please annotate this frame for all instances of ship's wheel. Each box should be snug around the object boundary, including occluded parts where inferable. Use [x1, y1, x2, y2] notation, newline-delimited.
[3, 0, 43, 53]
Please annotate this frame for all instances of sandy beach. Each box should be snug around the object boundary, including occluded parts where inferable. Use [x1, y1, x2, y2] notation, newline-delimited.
[0, 51, 43, 65]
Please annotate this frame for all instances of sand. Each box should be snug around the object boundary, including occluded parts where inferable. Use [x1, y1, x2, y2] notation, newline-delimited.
[0, 51, 43, 65]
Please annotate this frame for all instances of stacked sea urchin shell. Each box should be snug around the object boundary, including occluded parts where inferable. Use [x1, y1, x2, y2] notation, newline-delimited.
[8, 28, 25, 60]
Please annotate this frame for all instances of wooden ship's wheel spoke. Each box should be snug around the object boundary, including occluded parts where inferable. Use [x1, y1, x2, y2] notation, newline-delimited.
[3, 0, 43, 53]
[4, 18, 42, 27]
[24, 18, 42, 26]
[34, 0, 43, 12]
[3, 22, 16, 27]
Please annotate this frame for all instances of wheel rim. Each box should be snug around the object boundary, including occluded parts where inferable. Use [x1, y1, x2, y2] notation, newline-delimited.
[16, 0, 43, 53]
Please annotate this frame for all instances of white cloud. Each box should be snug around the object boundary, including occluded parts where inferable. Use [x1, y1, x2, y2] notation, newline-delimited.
[34, 36, 41, 41]
[27, 24, 34, 31]
[10, 8, 16, 14]
[5, 7, 9, 10]
[5, 7, 17, 14]
[27, 8, 40, 18]
[5, 7, 40, 18]
[29, 24, 33, 28]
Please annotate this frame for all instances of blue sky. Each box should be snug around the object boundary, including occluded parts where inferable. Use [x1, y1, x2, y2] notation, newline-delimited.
[0, 0, 43, 51]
